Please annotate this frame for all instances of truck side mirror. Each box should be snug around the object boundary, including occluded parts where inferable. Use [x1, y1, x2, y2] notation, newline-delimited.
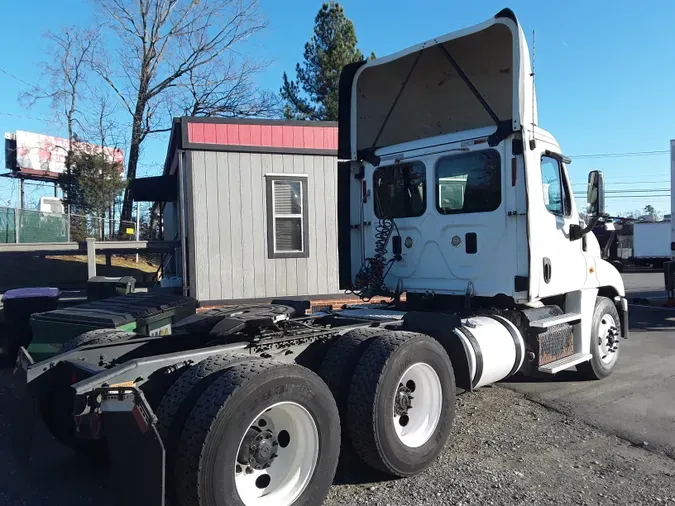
[586, 170, 605, 219]
[570, 170, 606, 241]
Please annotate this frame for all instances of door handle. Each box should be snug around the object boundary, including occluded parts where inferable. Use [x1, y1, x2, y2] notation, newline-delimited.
[543, 257, 552, 284]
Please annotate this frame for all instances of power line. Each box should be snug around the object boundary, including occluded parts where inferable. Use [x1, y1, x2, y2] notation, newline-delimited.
[573, 190, 670, 195]
[0, 67, 33, 87]
[572, 181, 670, 186]
[574, 190, 670, 194]
[569, 149, 669, 159]
[574, 195, 670, 199]
[0, 111, 62, 124]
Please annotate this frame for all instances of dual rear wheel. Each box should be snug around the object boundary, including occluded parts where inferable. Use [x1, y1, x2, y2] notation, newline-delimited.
[157, 329, 455, 506]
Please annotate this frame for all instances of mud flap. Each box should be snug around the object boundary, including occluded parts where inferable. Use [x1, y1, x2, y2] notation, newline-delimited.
[617, 296, 629, 340]
[98, 387, 165, 506]
[11, 347, 36, 466]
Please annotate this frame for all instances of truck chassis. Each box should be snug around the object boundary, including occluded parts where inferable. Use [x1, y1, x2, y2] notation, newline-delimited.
[14, 296, 627, 506]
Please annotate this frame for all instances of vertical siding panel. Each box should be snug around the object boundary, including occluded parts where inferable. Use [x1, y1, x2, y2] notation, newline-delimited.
[251, 153, 266, 298]
[185, 152, 198, 300]
[293, 154, 308, 295]
[271, 154, 286, 296]
[262, 154, 277, 297]
[313, 155, 327, 294]
[324, 156, 339, 292]
[283, 154, 298, 296]
[228, 152, 244, 299]
[240, 153, 255, 298]
[204, 152, 221, 300]
[191, 151, 210, 301]
[306, 156, 319, 295]
[217, 152, 233, 301]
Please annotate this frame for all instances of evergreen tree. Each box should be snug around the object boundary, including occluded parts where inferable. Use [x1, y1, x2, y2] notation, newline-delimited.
[281, 1, 374, 121]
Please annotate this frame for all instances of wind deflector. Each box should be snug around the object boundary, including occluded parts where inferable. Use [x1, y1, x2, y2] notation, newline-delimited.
[348, 11, 536, 159]
[338, 60, 367, 160]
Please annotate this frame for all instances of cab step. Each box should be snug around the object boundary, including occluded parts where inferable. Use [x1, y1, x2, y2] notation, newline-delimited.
[538, 353, 592, 374]
[529, 312, 581, 329]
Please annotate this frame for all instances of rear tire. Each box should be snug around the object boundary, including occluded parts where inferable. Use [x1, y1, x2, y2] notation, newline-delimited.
[578, 297, 621, 380]
[346, 331, 455, 477]
[318, 328, 385, 431]
[60, 328, 135, 353]
[175, 360, 340, 506]
[155, 353, 262, 503]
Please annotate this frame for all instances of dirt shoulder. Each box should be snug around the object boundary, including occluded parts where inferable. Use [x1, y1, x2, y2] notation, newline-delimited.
[326, 386, 675, 506]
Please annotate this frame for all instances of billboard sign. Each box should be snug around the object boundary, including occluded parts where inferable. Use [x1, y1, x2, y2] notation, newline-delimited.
[4, 130, 125, 177]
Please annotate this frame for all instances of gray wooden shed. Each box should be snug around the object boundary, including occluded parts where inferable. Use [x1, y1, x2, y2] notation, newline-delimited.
[160, 117, 340, 305]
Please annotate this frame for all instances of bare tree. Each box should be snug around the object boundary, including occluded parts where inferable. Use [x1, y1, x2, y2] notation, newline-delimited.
[182, 56, 279, 117]
[92, 0, 275, 226]
[21, 27, 100, 146]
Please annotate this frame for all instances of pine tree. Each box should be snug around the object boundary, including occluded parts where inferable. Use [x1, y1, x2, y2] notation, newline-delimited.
[281, 1, 374, 121]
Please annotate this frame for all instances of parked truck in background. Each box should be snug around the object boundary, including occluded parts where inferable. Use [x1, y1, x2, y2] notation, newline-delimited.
[13, 9, 627, 506]
[633, 221, 671, 268]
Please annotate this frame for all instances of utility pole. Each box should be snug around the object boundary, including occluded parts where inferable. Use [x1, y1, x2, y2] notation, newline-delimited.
[135, 200, 140, 263]
[20, 178, 25, 209]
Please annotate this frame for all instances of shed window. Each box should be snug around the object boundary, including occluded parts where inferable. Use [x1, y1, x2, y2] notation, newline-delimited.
[266, 175, 309, 258]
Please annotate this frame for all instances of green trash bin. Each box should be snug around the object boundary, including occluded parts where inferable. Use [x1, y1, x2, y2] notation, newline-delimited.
[29, 292, 197, 362]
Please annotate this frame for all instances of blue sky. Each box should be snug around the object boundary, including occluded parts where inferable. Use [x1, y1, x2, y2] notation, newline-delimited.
[1, 0, 673, 215]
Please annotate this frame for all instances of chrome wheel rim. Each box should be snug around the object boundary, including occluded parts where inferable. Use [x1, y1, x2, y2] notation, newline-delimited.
[598, 314, 619, 364]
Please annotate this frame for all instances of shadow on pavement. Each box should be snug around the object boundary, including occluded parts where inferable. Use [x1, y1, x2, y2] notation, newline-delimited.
[503, 370, 582, 384]
[333, 444, 395, 485]
[630, 308, 675, 332]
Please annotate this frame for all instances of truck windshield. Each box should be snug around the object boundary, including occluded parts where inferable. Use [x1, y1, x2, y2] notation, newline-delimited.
[436, 150, 501, 214]
[373, 162, 426, 219]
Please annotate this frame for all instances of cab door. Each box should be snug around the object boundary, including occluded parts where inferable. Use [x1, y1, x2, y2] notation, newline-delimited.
[529, 138, 587, 299]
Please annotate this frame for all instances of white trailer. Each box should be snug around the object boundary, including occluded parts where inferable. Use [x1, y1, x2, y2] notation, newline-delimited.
[17, 9, 628, 506]
[633, 221, 671, 266]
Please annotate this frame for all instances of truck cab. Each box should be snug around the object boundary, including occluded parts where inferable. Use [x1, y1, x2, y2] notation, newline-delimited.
[337, 8, 627, 375]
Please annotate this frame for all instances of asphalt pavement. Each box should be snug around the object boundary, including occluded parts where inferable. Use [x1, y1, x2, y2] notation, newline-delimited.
[505, 271, 675, 458]
[623, 271, 668, 301]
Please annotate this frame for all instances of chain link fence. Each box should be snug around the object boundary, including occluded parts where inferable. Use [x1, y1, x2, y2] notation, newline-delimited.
[0, 206, 150, 243]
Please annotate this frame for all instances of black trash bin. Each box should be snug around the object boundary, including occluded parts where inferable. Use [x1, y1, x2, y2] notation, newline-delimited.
[86, 276, 136, 301]
[1, 287, 60, 365]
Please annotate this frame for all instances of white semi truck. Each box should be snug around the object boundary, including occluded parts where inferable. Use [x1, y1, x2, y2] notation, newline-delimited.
[16, 9, 626, 506]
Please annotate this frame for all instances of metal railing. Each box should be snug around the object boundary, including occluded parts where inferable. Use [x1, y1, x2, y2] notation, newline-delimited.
[0, 207, 150, 244]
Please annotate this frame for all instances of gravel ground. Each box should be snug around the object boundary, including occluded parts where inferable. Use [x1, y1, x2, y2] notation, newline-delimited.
[1, 369, 674, 506]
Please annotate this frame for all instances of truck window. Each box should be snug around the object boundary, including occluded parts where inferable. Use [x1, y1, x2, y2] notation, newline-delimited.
[435, 150, 501, 214]
[373, 162, 426, 219]
[540, 155, 571, 216]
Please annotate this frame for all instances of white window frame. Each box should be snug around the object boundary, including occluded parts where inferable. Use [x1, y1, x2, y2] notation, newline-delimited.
[265, 174, 309, 259]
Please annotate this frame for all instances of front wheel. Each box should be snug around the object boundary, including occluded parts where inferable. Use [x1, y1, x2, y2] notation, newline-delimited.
[578, 297, 621, 380]
[174, 360, 340, 506]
